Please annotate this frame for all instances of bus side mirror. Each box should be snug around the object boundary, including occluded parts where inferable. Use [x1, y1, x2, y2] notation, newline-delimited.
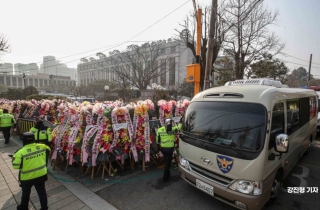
[275, 134, 289, 153]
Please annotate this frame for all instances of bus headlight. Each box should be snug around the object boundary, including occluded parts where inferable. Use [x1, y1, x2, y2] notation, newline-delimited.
[179, 155, 190, 170]
[229, 180, 262, 195]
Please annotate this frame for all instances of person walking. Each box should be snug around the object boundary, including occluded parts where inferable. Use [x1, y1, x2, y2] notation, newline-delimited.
[30, 119, 52, 147]
[156, 118, 182, 182]
[0, 108, 16, 144]
[12, 132, 51, 210]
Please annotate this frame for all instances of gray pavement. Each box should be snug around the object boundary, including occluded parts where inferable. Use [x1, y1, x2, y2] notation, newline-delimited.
[0, 133, 117, 210]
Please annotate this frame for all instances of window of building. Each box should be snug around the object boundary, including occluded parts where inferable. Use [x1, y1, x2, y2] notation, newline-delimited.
[34, 79, 38, 87]
[111, 68, 114, 81]
[18, 78, 22, 87]
[6, 77, 11, 86]
[160, 48, 165, 55]
[12, 77, 17, 87]
[0, 76, 4, 84]
[160, 60, 166, 86]
[39, 79, 43, 87]
[171, 46, 176, 53]
[152, 61, 158, 84]
[106, 68, 109, 80]
[169, 58, 175, 85]
[44, 80, 48, 86]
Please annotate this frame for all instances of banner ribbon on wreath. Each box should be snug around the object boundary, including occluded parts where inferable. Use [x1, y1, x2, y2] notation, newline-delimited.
[81, 125, 98, 165]
[52, 115, 70, 160]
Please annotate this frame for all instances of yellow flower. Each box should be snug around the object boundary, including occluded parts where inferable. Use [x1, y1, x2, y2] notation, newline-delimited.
[103, 134, 109, 141]
[75, 137, 81, 143]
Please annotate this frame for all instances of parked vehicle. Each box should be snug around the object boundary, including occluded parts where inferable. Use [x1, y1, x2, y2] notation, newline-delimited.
[67, 96, 95, 103]
[179, 78, 317, 210]
[316, 91, 320, 133]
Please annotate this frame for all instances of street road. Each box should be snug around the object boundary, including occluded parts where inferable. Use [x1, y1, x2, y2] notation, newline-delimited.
[96, 139, 320, 210]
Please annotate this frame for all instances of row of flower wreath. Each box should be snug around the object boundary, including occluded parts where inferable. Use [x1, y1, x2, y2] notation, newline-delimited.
[50, 99, 190, 167]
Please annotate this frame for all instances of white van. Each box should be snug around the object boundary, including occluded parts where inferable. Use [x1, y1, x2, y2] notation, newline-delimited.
[179, 78, 317, 210]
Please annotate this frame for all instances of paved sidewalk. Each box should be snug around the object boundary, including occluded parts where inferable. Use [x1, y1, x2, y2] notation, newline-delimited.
[0, 134, 117, 210]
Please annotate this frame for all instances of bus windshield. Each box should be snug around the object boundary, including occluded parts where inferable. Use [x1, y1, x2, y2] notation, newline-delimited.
[182, 101, 267, 152]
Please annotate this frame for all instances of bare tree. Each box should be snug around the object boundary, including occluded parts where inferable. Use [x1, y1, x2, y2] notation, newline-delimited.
[0, 34, 10, 53]
[175, 2, 230, 88]
[215, 56, 234, 86]
[0, 34, 10, 62]
[80, 58, 89, 63]
[223, 0, 285, 79]
[109, 41, 171, 91]
[96, 52, 106, 59]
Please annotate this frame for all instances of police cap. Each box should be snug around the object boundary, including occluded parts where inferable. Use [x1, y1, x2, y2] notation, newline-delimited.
[22, 132, 35, 143]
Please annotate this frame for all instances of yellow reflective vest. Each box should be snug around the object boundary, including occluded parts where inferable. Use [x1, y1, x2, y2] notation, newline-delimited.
[29, 127, 52, 145]
[12, 143, 51, 181]
[156, 124, 182, 148]
[0, 113, 16, 128]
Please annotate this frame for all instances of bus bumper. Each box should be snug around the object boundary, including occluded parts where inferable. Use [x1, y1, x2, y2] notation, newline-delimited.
[179, 165, 269, 210]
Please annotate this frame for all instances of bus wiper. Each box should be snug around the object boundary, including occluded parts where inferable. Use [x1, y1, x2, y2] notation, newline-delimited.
[181, 132, 208, 148]
[222, 144, 246, 157]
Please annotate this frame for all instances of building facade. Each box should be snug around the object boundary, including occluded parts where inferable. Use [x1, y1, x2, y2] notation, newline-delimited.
[77, 40, 194, 89]
[0, 63, 13, 74]
[0, 73, 76, 89]
[14, 63, 39, 75]
[40, 56, 76, 80]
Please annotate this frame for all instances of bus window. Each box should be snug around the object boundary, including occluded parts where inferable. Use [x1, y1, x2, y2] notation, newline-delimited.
[310, 97, 317, 119]
[286, 100, 300, 135]
[270, 102, 284, 150]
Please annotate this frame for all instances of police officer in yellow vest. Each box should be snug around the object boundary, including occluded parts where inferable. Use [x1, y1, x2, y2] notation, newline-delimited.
[30, 119, 52, 147]
[0, 109, 16, 144]
[12, 132, 51, 210]
[156, 118, 182, 182]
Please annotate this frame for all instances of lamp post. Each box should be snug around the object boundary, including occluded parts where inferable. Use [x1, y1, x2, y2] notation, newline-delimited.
[22, 73, 26, 88]
[104, 85, 109, 101]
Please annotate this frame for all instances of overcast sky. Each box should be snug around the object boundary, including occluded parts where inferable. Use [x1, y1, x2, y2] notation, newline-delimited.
[1, 0, 320, 76]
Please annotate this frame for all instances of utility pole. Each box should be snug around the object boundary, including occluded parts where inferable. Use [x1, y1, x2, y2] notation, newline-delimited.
[203, 0, 217, 90]
[307, 54, 312, 87]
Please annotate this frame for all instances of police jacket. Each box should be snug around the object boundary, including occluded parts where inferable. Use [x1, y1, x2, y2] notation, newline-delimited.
[156, 124, 182, 148]
[30, 126, 52, 146]
[0, 113, 16, 128]
[12, 143, 51, 182]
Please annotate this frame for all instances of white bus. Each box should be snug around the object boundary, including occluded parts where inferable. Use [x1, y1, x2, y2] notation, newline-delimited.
[67, 96, 95, 103]
[179, 78, 317, 210]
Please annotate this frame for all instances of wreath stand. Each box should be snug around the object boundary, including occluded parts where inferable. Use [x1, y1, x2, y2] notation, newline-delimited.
[52, 152, 66, 171]
[96, 155, 124, 179]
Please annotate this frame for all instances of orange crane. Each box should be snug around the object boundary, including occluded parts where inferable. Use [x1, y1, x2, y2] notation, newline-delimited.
[186, 1, 201, 96]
